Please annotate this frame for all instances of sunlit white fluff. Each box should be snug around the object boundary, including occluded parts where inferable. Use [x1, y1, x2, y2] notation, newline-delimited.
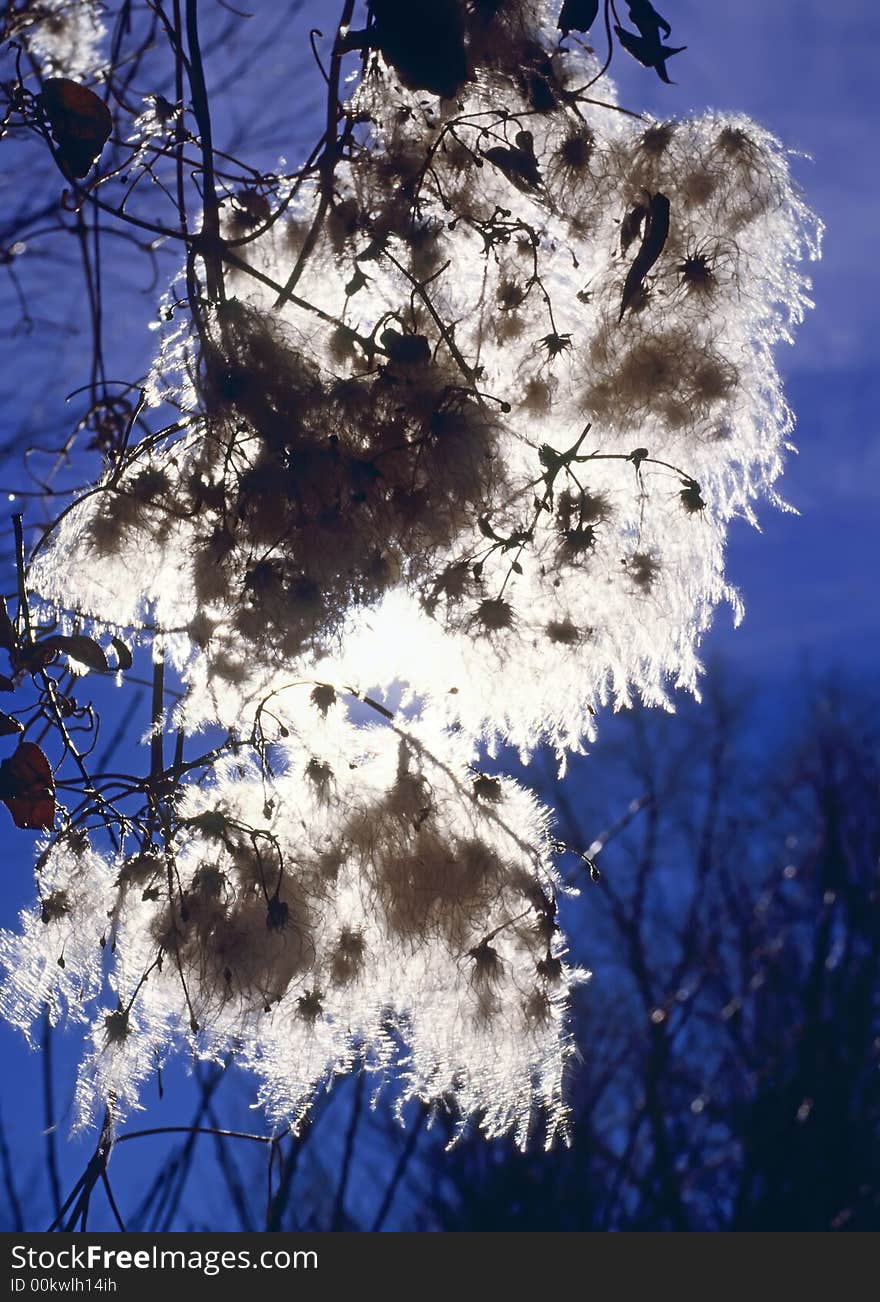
[12, 0, 106, 81]
[12, 2, 820, 1145]
[31, 57, 819, 754]
[0, 833, 115, 1040]
[9, 716, 581, 1146]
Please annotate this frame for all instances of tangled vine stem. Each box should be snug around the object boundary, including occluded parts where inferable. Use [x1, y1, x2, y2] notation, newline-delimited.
[47, 1108, 118, 1232]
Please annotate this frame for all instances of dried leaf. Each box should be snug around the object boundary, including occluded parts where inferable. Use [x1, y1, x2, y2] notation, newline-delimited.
[538, 332, 573, 358]
[628, 0, 672, 42]
[0, 741, 55, 830]
[516, 42, 561, 113]
[345, 0, 467, 99]
[39, 634, 109, 672]
[614, 25, 685, 84]
[619, 191, 670, 320]
[484, 131, 542, 192]
[111, 636, 133, 671]
[39, 78, 113, 179]
[558, 0, 600, 37]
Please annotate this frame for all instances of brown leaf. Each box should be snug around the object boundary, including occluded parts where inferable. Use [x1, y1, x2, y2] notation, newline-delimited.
[483, 131, 542, 192]
[559, 0, 600, 36]
[38, 634, 109, 672]
[0, 741, 55, 830]
[39, 78, 113, 179]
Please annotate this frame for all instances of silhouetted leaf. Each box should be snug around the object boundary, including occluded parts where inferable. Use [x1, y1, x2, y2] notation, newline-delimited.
[0, 742, 55, 830]
[345, 266, 369, 296]
[558, 0, 600, 37]
[0, 713, 22, 737]
[614, 25, 685, 83]
[483, 131, 542, 191]
[39, 634, 109, 672]
[16, 642, 60, 675]
[346, 0, 468, 99]
[619, 191, 670, 320]
[627, 0, 672, 42]
[310, 684, 337, 716]
[232, 187, 271, 228]
[39, 79, 113, 179]
[111, 636, 133, 671]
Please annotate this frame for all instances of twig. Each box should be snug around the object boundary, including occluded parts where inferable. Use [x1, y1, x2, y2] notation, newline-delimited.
[370, 1104, 428, 1232]
[41, 1009, 63, 1220]
[331, 1073, 364, 1230]
[0, 1108, 24, 1231]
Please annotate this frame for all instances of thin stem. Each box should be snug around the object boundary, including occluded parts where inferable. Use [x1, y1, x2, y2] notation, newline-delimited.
[185, 0, 225, 302]
[41, 1009, 63, 1220]
[150, 647, 165, 779]
[0, 1109, 24, 1231]
[370, 1105, 428, 1232]
[275, 0, 356, 309]
[331, 1073, 364, 1230]
[12, 514, 32, 643]
[118, 1125, 270, 1145]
